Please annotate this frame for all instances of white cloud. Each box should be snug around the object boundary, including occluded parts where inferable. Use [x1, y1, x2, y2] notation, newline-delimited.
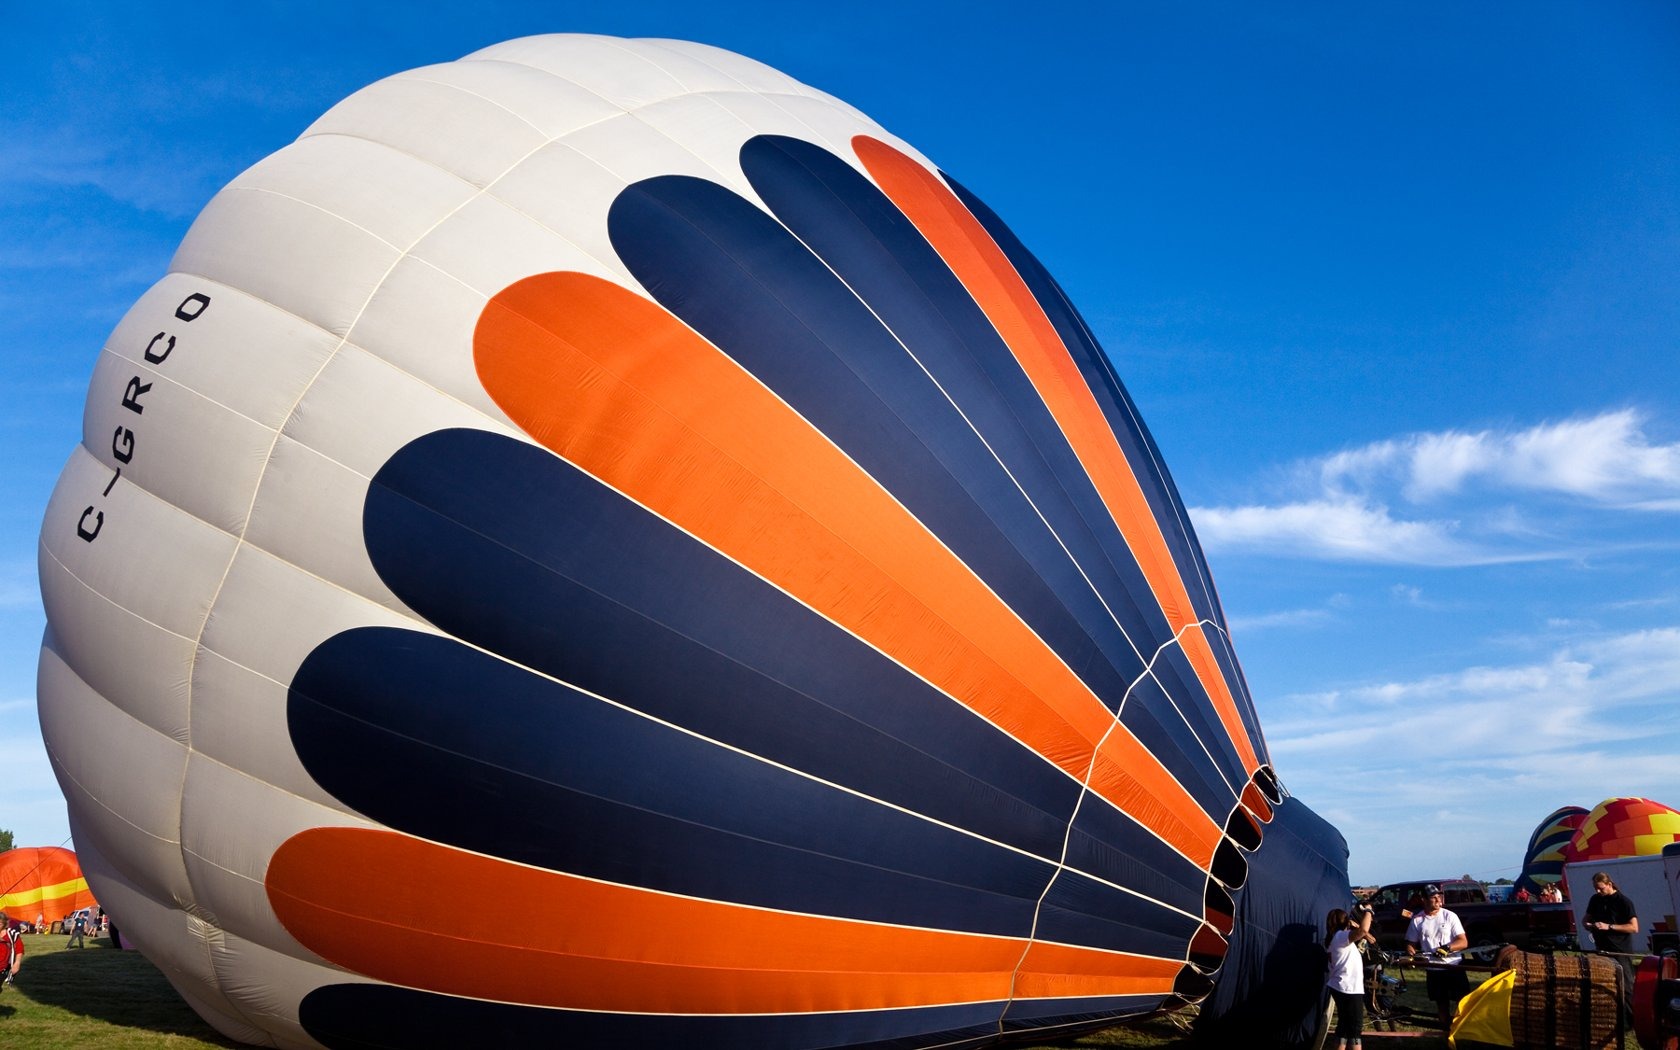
[1602, 595, 1676, 611]
[0, 560, 42, 609]
[1404, 431, 1496, 500]
[1190, 497, 1518, 566]
[1270, 629, 1680, 771]
[0, 581, 39, 609]
[1319, 409, 1680, 505]
[0, 123, 230, 219]
[1501, 412, 1680, 500]
[0, 732, 70, 849]
[1390, 584, 1443, 609]
[1225, 607, 1333, 633]
[1270, 627, 1680, 883]
[1191, 409, 1679, 565]
[0, 732, 51, 766]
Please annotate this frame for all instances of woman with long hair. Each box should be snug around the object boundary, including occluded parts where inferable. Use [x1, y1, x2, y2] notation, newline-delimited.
[1325, 904, 1376, 1050]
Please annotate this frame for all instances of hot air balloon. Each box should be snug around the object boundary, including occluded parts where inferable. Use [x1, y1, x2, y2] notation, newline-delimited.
[0, 846, 97, 929]
[1514, 805, 1588, 896]
[1565, 797, 1680, 864]
[38, 35, 1346, 1048]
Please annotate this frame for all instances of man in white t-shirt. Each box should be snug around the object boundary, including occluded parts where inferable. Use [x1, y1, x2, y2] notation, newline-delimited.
[1405, 885, 1469, 1027]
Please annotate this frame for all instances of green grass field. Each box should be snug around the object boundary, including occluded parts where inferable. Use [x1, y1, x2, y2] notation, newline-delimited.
[3, 932, 1635, 1050]
[0, 933, 239, 1048]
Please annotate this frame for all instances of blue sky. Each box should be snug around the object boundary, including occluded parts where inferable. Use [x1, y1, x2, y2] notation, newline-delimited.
[3, 1, 1676, 887]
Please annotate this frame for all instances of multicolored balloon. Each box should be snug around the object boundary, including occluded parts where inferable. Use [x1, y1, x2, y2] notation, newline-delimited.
[38, 35, 1345, 1048]
[1564, 797, 1680, 864]
[1514, 805, 1588, 895]
[0, 846, 97, 928]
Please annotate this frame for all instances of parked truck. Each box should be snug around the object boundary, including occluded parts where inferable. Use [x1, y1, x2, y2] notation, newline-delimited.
[1364, 878, 1575, 950]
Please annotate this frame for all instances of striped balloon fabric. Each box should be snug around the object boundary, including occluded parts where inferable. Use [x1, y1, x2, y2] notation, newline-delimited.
[38, 35, 1342, 1048]
[1515, 805, 1589, 895]
[1565, 797, 1680, 863]
[0, 846, 96, 929]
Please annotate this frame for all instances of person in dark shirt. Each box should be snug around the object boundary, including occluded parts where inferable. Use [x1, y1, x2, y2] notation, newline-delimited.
[1582, 871, 1639, 1022]
[1582, 871, 1638, 952]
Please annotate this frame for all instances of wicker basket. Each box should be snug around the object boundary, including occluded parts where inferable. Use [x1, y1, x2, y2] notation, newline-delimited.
[1503, 950, 1625, 1050]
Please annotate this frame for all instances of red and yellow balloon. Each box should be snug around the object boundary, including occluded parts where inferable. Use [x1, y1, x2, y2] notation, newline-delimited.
[0, 846, 96, 928]
[1564, 797, 1680, 863]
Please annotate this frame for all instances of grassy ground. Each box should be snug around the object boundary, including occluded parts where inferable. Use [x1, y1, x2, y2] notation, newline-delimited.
[1, 933, 238, 1048]
[0, 935, 1641, 1049]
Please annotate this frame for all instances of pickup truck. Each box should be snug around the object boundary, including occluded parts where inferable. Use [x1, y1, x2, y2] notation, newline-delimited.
[1364, 879, 1575, 950]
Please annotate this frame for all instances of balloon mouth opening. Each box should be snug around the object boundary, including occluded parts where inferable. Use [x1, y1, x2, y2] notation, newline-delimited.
[1239, 783, 1274, 825]
[1209, 766, 1287, 892]
[1224, 808, 1262, 852]
[1202, 881, 1235, 936]
[1211, 838, 1248, 890]
[1187, 922, 1229, 973]
[1172, 965, 1216, 1001]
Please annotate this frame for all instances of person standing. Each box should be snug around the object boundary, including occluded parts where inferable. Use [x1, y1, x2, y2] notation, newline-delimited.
[1406, 885, 1470, 1028]
[2, 921, 23, 987]
[67, 910, 87, 948]
[1583, 871, 1639, 1021]
[1325, 904, 1376, 1050]
[1583, 871, 1639, 953]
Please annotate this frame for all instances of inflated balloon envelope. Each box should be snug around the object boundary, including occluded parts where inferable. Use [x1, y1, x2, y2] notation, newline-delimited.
[38, 34, 1348, 1049]
[0, 846, 98, 928]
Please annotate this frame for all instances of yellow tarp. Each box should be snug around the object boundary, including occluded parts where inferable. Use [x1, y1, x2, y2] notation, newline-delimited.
[1448, 969, 1515, 1049]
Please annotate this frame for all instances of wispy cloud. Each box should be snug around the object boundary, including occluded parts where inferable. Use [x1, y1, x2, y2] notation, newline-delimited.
[1190, 496, 1530, 566]
[1272, 627, 1680, 881]
[1225, 607, 1334, 633]
[1191, 410, 1680, 565]
[0, 727, 71, 848]
[1318, 409, 1680, 504]
[0, 122, 236, 220]
[1272, 627, 1677, 723]
[1389, 584, 1444, 609]
[0, 561, 42, 609]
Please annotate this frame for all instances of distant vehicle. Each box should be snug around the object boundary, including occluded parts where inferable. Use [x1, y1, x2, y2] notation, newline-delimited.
[1364, 878, 1575, 950]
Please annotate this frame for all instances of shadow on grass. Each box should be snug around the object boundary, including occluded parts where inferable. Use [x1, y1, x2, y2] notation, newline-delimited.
[13, 941, 241, 1045]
